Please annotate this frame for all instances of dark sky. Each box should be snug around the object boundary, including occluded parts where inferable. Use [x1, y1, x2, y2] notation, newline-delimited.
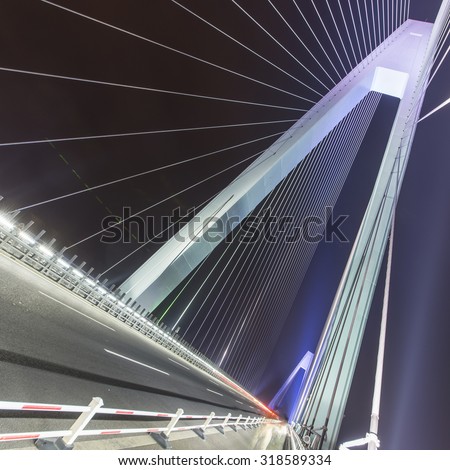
[0, 0, 448, 449]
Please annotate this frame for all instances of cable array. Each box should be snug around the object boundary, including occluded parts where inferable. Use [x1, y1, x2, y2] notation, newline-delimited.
[0, 0, 444, 398]
[161, 93, 382, 389]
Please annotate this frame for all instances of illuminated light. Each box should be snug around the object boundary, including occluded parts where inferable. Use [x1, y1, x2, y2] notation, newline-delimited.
[0, 214, 15, 231]
[133, 312, 140, 318]
[38, 245, 55, 258]
[85, 278, 96, 287]
[107, 294, 117, 301]
[57, 258, 70, 269]
[126, 307, 133, 313]
[19, 231, 36, 245]
[72, 269, 83, 278]
[118, 301, 125, 307]
[371, 67, 409, 99]
[97, 287, 107, 295]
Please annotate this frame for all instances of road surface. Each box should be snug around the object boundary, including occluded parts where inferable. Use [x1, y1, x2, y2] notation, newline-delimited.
[0, 251, 269, 448]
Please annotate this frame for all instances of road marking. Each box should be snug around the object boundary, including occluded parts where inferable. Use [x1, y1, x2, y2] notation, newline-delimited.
[235, 400, 244, 405]
[39, 291, 115, 332]
[206, 388, 223, 396]
[167, 357, 190, 370]
[209, 379, 218, 384]
[104, 349, 170, 376]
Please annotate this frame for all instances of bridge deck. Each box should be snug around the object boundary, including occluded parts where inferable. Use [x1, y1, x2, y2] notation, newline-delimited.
[0, 251, 267, 449]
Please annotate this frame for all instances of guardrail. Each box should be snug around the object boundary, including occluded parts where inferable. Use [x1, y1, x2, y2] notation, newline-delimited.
[286, 425, 305, 450]
[0, 212, 276, 417]
[0, 398, 279, 450]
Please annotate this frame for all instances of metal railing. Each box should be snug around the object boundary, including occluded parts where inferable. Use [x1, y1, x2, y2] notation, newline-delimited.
[0, 398, 278, 449]
[286, 425, 305, 450]
[295, 423, 325, 450]
[0, 213, 274, 416]
[339, 433, 380, 450]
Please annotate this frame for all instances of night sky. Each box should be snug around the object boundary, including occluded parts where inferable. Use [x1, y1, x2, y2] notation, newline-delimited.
[0, 0, 448, 449]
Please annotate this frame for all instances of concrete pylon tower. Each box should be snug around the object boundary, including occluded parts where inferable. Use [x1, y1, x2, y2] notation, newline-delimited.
[121, 1, 449, 449]
[294, 2, 450, 450]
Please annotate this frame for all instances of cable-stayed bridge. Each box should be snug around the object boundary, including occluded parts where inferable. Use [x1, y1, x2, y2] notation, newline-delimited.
[0, 0, 449, 450]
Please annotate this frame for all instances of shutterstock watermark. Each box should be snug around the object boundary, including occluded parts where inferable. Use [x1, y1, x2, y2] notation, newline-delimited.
[100, 206, 349, 245]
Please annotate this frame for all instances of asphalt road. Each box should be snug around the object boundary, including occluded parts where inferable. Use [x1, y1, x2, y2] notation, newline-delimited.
[0, 251, 268, 446]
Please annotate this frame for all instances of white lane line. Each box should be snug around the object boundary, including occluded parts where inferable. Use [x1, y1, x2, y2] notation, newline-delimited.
[39, 291, 116, 332]
[235, 400, 244, 405]
[167, 357, 190, 370]
[104, 349, 170, 376]
[206, 388, 223, 396]
[209, 379, 218, 384]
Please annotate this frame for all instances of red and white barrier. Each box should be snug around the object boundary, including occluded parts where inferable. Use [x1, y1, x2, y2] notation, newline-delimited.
[0, 401, 233, 420]
[0, 430, 72, 442]
[0, 401, 89, 413]
[0, 398, 278, 448]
